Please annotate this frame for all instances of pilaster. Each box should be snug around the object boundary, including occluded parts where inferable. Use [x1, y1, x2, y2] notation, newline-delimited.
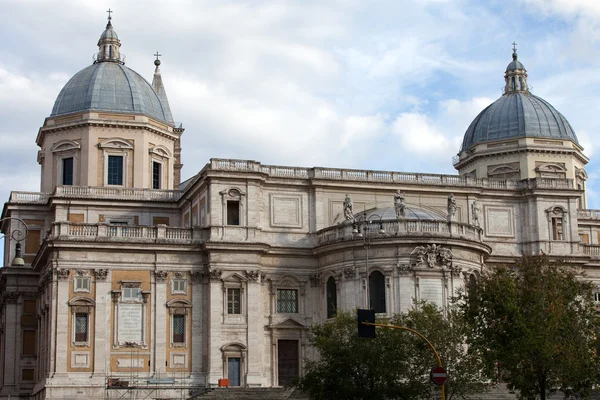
[93, 269, 110, 376]
[154, 270, 168, 374]
[245, 270, 262, 386]
[190, 271, 204, 383]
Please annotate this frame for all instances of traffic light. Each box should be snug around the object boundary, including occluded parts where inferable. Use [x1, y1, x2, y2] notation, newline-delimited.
[357, 309, 376, 338]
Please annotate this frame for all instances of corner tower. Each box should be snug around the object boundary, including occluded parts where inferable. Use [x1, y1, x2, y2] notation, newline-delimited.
[454, 45, 588, 202]
[36, 14, 184, 193]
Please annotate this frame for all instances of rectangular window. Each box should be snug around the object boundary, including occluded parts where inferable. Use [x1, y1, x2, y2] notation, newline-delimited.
[227, 288, 241, 314]
[74, 276, 90, 292]
[152, 161, 162, 189]
[122, 287, 142, 301]
[107, 155, 124, 185]
[75, 313, 88, 342]
[277, 289, 298, 313]
[109, 221, 128, 236]
[227, 200, 240, 225]
[22, 330, 36, 356]
[172, 279, 187, 294]
[594, 292, 600, 303]
[580, 233, 590, 245]
[173, 314, 185, 343]
[62, 157, 74, 185]
[552, 217, 563, 241]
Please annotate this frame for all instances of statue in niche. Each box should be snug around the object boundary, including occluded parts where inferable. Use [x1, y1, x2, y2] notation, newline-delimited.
[447, 193, 457, 221]
[394, 190, 406, 219]
[343, 194, 355, 222]
[471, 200, 480, 227]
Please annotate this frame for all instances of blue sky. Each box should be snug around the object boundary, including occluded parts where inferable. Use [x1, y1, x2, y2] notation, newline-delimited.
[2, 0, 600, 207]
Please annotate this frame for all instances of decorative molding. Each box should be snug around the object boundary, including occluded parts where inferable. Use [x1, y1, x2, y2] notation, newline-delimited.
[410, 244, 452, 268]
[141, 291, 151, 304]
[75, 269, 88, 276]
[245, 270, 260, 282]
[4, 292, 20, 304]
[309, 273, 322, 287]
[111, 291, 121, 303]
[94, 269, 109, 281]
[396, 263, 413, 275]
[343, 267, 355, 279]
[56, 268, 71, 280]
[206, 267, 222, 280]
[173, 271, 184, 279]
[154, 270, 168, 282]
[190, 271, 203, 284]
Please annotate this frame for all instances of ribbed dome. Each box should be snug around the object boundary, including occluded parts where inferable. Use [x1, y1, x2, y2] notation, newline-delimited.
[51, 62, 173, 124]
[460, 92, 578, 152]
[506, 59, 525, 71]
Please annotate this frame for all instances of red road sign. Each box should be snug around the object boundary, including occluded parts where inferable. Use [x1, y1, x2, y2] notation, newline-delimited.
[430, 366, 448, 385]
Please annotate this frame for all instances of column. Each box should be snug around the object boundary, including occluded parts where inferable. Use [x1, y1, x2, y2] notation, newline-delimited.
[206, 268, 223, 386]
[93, 269, 110, 377]
[245, 271, 262, 386]
[153, 270, 168, 375]
[190, 271, 204, 383]
[54, 269, 70, 376]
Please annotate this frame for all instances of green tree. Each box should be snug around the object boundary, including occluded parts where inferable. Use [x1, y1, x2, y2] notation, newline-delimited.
[461, 255, 600, 400]
[298, 303, 489, 400]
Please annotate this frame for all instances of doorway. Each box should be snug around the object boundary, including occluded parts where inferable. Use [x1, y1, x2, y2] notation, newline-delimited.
[277, 340, 299, 386]
[228, 357, 241, 386]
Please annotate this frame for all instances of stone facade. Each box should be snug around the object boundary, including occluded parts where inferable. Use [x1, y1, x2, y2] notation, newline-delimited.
[1, 16, 599, 400]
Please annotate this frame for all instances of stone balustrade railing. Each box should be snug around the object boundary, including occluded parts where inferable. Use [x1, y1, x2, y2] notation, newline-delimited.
[316, 219, 483, 245]
[9, 192, 50, 204]
[578, 209, 600, 220]
[9, 186, 182, 204]
[580, 244, 600, 256]
[52, 222, 206, 242]
[209, 158, 573, 190]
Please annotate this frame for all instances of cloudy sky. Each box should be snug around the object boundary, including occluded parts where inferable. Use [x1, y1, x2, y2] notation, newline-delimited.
[2, 0, 600, 207]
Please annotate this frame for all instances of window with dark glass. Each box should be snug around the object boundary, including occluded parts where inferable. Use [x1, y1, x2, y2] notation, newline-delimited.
[326, 277, 337, 318]
[227, 200, 240, 225]
[227, 288, 241, 314]
[173, 314, 185, 343]
[369, 271, 386, 313]
[62, 157, 73, 185]
[277, 289, 298, 313]
[75, 313, 88, 342]
[152, 161, 162, 189]
[107, 155, 123, 185]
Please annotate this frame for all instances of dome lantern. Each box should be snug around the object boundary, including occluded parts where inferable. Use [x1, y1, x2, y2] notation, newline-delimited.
[95, 9, 124, 64]
[504, 42, 528, 94]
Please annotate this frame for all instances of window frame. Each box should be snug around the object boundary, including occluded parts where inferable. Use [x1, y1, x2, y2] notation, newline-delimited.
[277, 288, 299, 314]
[166, 299, 192, 348]
[69, 297, 95, 347]
[171, 278, 187, 295]
[107, 154, 125, 186]
[74, 276, 91, 293]
[326, 276, 337, 319]
[152, 160, 162, 189]
[227, 287, 242, 315]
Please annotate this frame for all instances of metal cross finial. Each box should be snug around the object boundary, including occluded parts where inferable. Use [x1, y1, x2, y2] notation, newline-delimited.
[154, 51, 162, 61]
[107, 8, 113, 20]
[512, 41, 517, 53]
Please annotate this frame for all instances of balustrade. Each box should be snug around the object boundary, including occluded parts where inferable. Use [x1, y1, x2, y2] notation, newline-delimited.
[51, 222, 202, 242]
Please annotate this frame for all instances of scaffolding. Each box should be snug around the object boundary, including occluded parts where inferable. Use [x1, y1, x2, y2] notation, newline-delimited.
[104, 343, 203, 400]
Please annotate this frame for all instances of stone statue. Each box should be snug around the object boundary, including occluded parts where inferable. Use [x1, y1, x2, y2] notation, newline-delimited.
[343, 194, 354, 222]
[394, 190, 406, 218]
[471, 200, 480, 226]
[447, 193, 457, 221]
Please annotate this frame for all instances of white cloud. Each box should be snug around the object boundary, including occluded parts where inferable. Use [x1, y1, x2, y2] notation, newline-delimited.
[391, 113, 453, 157]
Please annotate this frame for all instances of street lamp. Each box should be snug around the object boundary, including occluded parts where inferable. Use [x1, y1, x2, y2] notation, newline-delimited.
[352, 211, 385, 310]
[0, 217, 29, 267]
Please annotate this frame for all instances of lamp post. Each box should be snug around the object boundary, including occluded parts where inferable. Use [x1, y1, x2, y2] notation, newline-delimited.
[0, 217, 28, 266]
[352, 211, 385, 310]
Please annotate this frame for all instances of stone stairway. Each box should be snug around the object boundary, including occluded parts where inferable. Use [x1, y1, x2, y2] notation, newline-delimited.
[190, 387, 309, 399]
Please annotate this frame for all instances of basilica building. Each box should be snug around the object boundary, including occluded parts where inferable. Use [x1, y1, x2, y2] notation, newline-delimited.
[0, 15, 598, 400]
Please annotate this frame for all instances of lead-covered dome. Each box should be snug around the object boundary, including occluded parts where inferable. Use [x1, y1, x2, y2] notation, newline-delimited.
[51, 62, 172, 123]
[460, 48, 578, 152]
[50, 16, 173, 124]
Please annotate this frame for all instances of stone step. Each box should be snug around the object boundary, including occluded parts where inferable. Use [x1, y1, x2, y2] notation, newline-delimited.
[190, 387, 308, 400]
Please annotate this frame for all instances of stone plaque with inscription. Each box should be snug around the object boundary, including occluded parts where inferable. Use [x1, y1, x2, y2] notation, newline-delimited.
[118, 303, 143, 343]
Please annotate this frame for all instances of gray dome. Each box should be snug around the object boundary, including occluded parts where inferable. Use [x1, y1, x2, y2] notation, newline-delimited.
[506, 60, 525, 71]
[51, 62, 173, 124]
[460, 92, 578, 152]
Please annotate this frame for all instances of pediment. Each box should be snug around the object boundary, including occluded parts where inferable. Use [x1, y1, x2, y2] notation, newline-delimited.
[269, 316, 306, 329]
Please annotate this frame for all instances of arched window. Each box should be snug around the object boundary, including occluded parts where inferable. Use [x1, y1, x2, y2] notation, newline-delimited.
[326, 277, 337, 318]
[511, 77, 516, 90]
[369, 271, 386, 313]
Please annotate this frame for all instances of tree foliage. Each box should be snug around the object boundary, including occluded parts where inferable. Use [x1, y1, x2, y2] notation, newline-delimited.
[460, 255, 600, 400]
[298, 303, 489, 400]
